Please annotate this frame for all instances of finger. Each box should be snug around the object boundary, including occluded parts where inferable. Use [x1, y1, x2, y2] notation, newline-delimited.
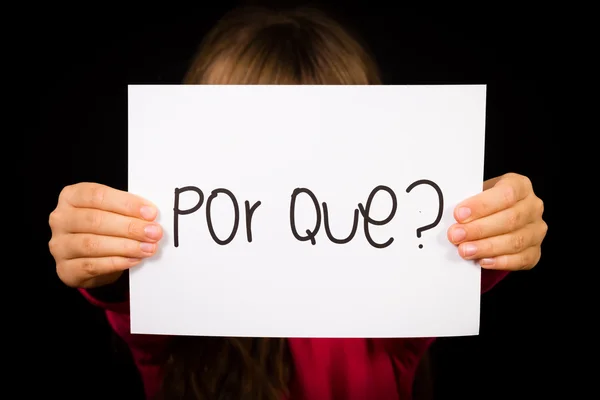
[458, 224, 544, 260]
[456, 223, 544, 260]
[482, 176, 502, 191]
[65, 208, 163, 242]
[57, 257, 141, 288]
[59, 233, 158, 260]
[448, 198, 535, 244]
[478, 246, 542, 271]
[60, 183, 157, 221]
[454, 173, 532, 223]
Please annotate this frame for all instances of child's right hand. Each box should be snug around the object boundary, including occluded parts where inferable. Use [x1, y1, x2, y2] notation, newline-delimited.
[49, 182, 163, 289]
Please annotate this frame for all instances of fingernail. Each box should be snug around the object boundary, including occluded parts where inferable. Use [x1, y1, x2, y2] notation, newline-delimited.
[462, 243, 477, 257]
[480, 258, 495, 266]
[140, 242, 155, 253]
[140, 206, 157, 221]
[144, 224, 162, 240]
[129, 258, 142, 263]
[451, 228, 466, 243]
[457, 207, 471, 222]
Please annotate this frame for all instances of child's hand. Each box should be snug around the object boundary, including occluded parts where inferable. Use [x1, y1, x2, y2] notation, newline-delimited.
[447, 173, 547, 271]
[49, 183, 163, 288]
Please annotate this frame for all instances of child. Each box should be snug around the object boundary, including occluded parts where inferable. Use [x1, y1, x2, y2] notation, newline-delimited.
[49, 6, 548, 400]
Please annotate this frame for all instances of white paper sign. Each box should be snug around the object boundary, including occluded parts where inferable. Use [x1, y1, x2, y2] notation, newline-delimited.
[128, 85, 486, 338]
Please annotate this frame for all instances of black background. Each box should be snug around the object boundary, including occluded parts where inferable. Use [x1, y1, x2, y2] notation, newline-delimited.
[26, 1, 562, 398]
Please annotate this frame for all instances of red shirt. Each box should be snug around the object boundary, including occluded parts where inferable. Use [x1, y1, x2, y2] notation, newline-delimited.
[80, 269, 508, 399]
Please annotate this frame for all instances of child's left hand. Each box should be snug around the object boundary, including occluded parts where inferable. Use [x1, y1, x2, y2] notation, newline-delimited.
[447, 173, 548, 270]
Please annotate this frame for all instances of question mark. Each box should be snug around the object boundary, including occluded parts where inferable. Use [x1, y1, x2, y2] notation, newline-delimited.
[405, 179, 444, 249]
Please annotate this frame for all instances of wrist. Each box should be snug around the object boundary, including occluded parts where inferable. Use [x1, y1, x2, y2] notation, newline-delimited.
[85, 272, 129, 303]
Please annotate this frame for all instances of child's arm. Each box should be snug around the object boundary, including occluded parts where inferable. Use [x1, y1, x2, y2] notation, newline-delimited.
[481, 268, 509, 294]
[78, 274, 170, 399]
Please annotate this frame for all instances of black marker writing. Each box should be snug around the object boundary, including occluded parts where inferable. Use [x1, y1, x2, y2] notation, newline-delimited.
[206, 189, 240, 246]
[173, 187, 260, 246]
[405, 179, 444, 249]
[244, 200, 261, 243]
[358, 185, 398, 249]
[174, 181, 442, 249]
[173, 186, 204, 248]
[290, 188, 321, 245]
[322, 203, 360, 244]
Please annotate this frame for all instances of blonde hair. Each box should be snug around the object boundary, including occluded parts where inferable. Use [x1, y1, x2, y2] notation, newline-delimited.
[184, 7, 381, 85]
